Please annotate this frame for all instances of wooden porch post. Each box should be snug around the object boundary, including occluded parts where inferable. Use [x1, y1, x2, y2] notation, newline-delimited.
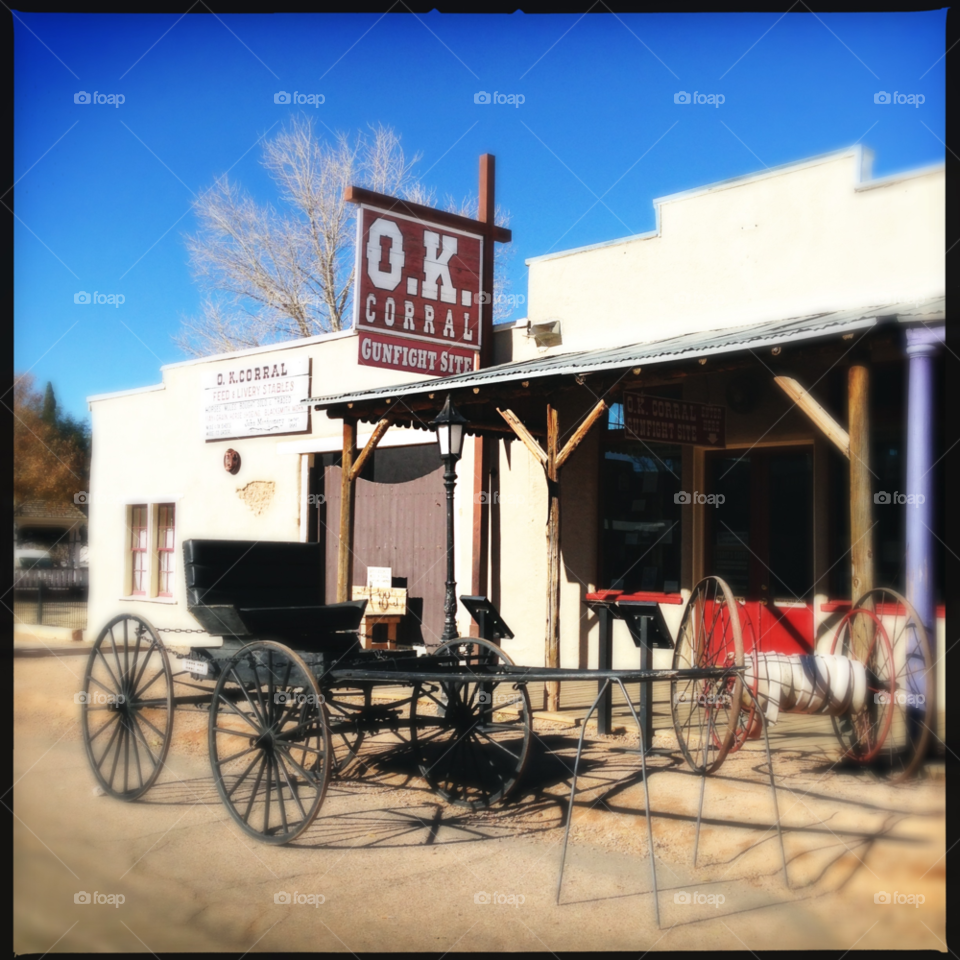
[545, 406, 561, 712]
[336, 416, 393, 603]
[848, 358, 874, 660]
[337, 418, 358, 603]
[498, 398, 608, 714]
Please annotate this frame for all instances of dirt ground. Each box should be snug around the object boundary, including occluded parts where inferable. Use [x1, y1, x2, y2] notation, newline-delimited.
[13, 640, 948, 954]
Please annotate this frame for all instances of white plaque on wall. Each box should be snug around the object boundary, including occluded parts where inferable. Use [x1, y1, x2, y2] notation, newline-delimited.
[202, 357, 310, 441]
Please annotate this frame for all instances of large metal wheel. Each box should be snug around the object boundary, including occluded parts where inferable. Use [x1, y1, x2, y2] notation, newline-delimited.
[829, 606, 895, 765]
[81, 614, 174, 801]
[834, 588, 933, 781]
[671, 577, 744, 773]
[412, 638, 532, 810]
[208, 641, 331, 844]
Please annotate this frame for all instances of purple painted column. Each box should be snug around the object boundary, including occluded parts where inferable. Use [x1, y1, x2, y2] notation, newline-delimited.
[904, 324, 944, 633]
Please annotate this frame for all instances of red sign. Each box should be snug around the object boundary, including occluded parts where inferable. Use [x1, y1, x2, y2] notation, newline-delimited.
[358, 332, 477, 376]
[623, 392, 725, 447]
[354, 204, 484, 373]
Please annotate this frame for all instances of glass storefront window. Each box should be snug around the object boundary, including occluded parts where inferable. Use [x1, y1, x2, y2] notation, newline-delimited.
[599, 442, 682, 593]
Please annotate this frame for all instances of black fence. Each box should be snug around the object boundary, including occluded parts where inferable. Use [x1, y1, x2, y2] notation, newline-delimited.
[14, 568, 88, 588]
[13, 576, 88, 629]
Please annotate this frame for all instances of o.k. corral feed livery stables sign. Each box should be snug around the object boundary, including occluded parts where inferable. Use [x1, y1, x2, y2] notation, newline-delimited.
[353, 203, 484, 375]
[202, 357, 311, 440]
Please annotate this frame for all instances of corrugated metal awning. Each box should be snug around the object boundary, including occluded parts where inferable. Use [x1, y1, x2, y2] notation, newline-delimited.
[305, 298, 943, 411]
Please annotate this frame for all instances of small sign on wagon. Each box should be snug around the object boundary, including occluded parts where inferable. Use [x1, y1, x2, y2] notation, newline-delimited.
[623, 391, 726, 447]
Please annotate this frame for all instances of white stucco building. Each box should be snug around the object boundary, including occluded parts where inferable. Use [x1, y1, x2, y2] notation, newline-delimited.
[87, 146, 945, 711]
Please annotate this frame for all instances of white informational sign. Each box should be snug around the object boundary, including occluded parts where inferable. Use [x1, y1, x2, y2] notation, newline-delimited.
[366, 566, 393, 588]
[202, 357, 310, 441]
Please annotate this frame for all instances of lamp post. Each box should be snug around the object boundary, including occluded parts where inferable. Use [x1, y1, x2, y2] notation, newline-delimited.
[430, 395, 469, 642]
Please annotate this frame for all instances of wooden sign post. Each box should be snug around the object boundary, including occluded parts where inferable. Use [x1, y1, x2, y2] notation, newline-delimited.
[337, 163, 511, 608]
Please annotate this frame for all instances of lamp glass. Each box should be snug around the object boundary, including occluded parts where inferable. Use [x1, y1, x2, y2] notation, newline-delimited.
[449, 422, 464, 459]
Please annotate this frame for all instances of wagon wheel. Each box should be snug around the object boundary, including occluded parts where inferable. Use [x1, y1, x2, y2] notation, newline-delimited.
[728, 603, 760, 753]
[829, 605, 896, 767]
[208, 641, 331, 844]
[323, 685, 371, 776]
[834, 587, 932, 781]
[670, 577, 743, 773]
[81, 614, 174, 801]
[412, 638, 532, 811]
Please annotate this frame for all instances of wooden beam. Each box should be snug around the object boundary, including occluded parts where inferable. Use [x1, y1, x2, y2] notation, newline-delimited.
[497, 408, 548, 468]
[349, 417, 392, 482]
[470, 436, 489, 637]
[337, 419, 357, 604]
[773, 376, 850, 458]
[848, 360, 874, 660]
[344, 185, 512, 244]
[555, 399, 608, 472]
[479, 154, 496, 370]
[545, 404, 560, 713]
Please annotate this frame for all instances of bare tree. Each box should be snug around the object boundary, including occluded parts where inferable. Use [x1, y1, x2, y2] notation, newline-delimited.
[177, 118, 512, 357]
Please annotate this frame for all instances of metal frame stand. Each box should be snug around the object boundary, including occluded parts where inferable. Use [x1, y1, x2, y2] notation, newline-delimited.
[557, 679, 788, 929]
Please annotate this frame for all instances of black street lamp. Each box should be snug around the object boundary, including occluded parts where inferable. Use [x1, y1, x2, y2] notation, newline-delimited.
[430, 395, 469, 642]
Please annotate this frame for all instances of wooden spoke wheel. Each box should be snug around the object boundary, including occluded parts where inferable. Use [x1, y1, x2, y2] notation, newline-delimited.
[412, 638, 532, 811]
[81, 614, 174, 801]
[323, 685, 371, 776]
[670, 577, 744, 773]
[832, 588, 932, 780]
[208, 641, 331, 844]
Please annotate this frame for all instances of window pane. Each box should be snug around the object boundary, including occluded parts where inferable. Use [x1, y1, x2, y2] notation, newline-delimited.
[600, 443, 682, 592]
[709, 457, 752, 596]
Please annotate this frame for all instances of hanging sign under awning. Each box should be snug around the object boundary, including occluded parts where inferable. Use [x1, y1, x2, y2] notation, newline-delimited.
[623, 391, 726, 447]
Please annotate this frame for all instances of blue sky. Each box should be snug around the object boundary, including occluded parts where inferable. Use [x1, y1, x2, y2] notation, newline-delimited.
[13, 10, 946, 422]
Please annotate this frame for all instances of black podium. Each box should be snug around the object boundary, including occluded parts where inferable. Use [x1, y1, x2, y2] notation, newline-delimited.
[584, 591, 676, 751]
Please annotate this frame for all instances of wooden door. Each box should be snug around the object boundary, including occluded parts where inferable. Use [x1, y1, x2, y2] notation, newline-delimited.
[312, 444, 447, 647]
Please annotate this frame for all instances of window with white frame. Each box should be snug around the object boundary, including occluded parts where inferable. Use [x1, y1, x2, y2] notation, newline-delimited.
[157, 504, 176, 597]
[129, 504, 149, 596]
[125, 501, 178, 600]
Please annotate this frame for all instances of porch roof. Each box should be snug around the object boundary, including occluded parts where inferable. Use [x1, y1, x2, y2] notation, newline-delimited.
[304, 297, 943, 435]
